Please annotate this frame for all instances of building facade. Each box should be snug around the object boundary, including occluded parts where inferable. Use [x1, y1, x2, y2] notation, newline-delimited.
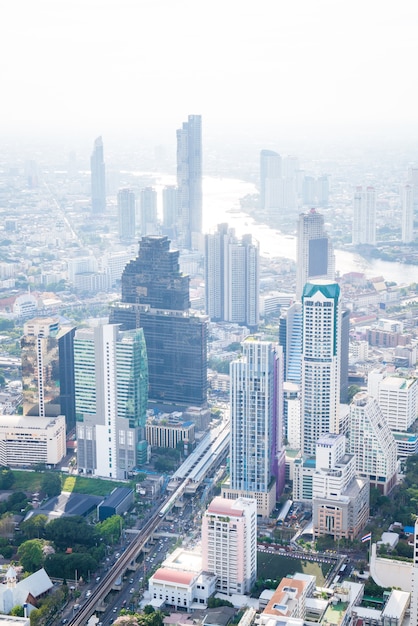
[260, 149, 282, 212]
[205, 224, 259, 330]
[177, 114, 202, 249]
[117, 188, 136, 241]
[301, 281, 341, 455]
[202, 496, 257, 595]
[223, 338, 284, 515]
[0, 415, 66, 467]
[348, 392, 398, 495]
[296, 209, 335, 300]
[90, 136, 106, 214]
[74, 323, 148, 478]
[352, 186, 376, 246]
[401, 183, 414, 244]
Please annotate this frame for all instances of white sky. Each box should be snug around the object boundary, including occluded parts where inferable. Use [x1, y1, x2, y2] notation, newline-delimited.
[1, 0, 418, 144]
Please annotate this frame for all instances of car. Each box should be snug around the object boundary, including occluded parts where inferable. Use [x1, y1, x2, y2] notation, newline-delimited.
[113, 607, 118, 612]
[62, 620, 68, 625]
[86, 590, 92, 597]
[129, 578, 134, 584]
[130, 587, 135, 593]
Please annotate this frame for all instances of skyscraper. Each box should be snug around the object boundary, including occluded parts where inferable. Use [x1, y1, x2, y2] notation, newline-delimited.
[296, 209, 335, 300]
[90, 136, 106, 214]
[162, 185, 179, 237]
[260, 149, 282, 212]
[352, 186, 376, 246]
[140, 186, 158, 236]
[117, 188, 136, 241]
[205, 224, 259, 331]
[411, 518, 418, 626]
[301, 280, 341, 455]
[74, 323, 148, 478]
[202, 496, 257, 595]
[223, 338, 284, 516]
[401, 183, 414, 244]
[112, 235, 208, 407]
[176, 114, 202, 249]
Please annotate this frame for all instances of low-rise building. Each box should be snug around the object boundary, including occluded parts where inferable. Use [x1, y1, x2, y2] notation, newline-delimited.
[0, 414, 66, 467]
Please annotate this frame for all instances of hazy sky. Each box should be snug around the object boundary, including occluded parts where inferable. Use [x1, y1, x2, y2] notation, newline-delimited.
[2, 0, 418, 145]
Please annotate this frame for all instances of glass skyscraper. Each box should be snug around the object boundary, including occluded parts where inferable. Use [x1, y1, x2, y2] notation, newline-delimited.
[176, 114, 202, 249]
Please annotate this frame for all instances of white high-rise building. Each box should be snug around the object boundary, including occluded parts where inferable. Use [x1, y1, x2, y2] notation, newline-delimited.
[202, 496, 257, 596]
[205, 224, 259, 330]
[410, 518, 418, 626]
[223, 338, 284, 516]
[348, 392, 398, 495]
[296, 209, 335, 300]
[301, 280, 341, 455]
[368, 373, 418, 432]
[117, 188, 136, 241]
[74, 323, 148, 479]
[260, 149, 282, 211]
[401, 183, 414, 243]
[352, 186, 376, 246]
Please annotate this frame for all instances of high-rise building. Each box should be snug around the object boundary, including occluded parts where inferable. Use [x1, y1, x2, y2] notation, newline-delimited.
[140, 187, 158, 236]
[222, 338, 284, 516]
[112, 236, 208, 407]
[312, 433, 369, 541]
[410, 518, 418, 626]
[348, 392, 397, 495]
[176, 114, 202, 249]
[117, 188, 136, 241]
[401, 183, 414, 244]
[367, 371, 418, 432]
[407, 165, 418, 208]
[205, 224, 259, 331]
[296, 209, 335, 300]
[162, 185, 179, 237]
[279, 302, 302, 384]
[74, 323, 148, 478]
[301, 280, 341, 456]
[202, 496, 257, 595]
[21, 317, 76, 432]
[260, 150, 282, 212]
[352, 186, 376, 246]
[90, 136, 106, 214]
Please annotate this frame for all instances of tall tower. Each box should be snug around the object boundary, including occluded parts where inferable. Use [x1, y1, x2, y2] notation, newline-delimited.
[401, 183, 414, 244]
[410, 518, 418, 626]
[296, 208, 335, 300]
[162, 185, 179, 237]
[117, 188, 136, 241]
[74, 324, 148, 478]
[205, 224, 259, 330]
[202, 496, 257, 595]
[301, 280, 341, 456]
[140, 187, 158, 236]
[112, 236, 208, 407]
[225, 338, 284, 516]
[352, 186, 376, 246]
[260, 150, 282, 212]
[176, 114, 202, 249]
[90, 136, 106, 214]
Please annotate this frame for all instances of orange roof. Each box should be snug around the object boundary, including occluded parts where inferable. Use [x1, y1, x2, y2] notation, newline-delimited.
[263, 577, 306, 616]
[152, 568, 195, 586]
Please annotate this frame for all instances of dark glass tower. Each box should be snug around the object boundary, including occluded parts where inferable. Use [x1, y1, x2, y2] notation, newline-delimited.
[90, 136, 106, 213]
[112, 235, 207, 407]
[176, 115, 202, 249]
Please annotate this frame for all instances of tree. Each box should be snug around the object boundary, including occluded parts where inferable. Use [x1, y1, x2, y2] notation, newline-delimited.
[41, 472, 62, 498]
[45, 516, 98, 550]
[17, 539, 44, 572]
[96, 515, 123, 545]
[21, 514, 48, 539]
[0, 467, 14, 489]
[10, 606, 24, 617]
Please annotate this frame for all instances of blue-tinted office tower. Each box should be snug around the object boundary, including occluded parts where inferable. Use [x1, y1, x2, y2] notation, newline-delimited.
[111, 236, 208, 408]
[90, 136, 106, 214]
[177, 115, 202, 249]
[296, 208, 335, 300]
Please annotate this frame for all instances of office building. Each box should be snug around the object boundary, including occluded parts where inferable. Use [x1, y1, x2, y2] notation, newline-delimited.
[312, 434, 369, 541]
[0, 415, 66, 467]
[74, 323, 148, 478]
[117, 188, 136, 241]
[202, 496, 257, 595]
[222, 338, 284, 515]
[140, 186, 158, 236]
[352, 186, 376, 246]
[401, 183, 414, 244]
[260, 149, 282, 212]
[112, 236, 208, 407]
[162, 185, 179, 236]
[279, 302, 302, 384]
[205, 224, 259, 331]
[176, 114, 202, 249]
[301, 281, 341, 455]
[348, 392, 397, 495]
[296, 209, 335, 300]
[21, 317, 76, 432]
[367, 372, 417, 432]
[408, 165, 418, 207]
[90, 136, 106, 213]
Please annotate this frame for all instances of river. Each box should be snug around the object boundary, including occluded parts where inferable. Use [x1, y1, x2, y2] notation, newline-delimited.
[146, 173, 417, 285]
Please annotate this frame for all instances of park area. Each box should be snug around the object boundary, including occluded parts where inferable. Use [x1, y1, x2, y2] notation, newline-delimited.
[257, 550, 334, 588]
